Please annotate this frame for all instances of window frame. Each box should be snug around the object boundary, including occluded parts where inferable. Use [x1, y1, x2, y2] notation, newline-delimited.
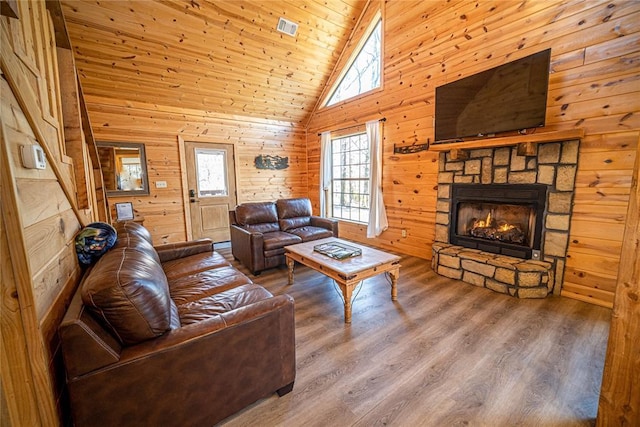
[322, 12, 383, 107]
[329, 131, 371, 224]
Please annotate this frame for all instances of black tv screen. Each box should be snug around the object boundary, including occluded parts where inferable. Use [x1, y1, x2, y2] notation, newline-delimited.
[434, 48, 551, 142]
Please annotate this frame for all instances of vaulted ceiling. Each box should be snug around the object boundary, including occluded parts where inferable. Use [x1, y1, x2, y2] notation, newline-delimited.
[60, 0, 368, 125]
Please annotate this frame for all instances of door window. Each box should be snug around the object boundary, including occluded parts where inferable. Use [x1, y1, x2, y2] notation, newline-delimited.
[196, 148, 228, 197]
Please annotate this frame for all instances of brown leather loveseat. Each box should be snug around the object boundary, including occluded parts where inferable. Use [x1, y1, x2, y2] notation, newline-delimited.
[230, 197, 338, 275]
[59, 222, 295, 427]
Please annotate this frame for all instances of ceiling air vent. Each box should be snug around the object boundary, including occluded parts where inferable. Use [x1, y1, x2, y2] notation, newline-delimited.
[277, 17, 298, 37]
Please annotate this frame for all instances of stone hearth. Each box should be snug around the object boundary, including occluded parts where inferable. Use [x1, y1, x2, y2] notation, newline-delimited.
[432, 140, 579, 298]
[432, 243, 553, 298]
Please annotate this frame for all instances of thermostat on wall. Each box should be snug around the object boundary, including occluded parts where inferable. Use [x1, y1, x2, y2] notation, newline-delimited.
[21, 144, 46, 169]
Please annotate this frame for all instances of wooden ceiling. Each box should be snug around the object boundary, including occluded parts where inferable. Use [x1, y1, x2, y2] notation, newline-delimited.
[60, 0, 368, 125]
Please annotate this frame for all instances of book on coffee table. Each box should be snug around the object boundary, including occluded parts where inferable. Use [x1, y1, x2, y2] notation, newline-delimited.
[313, 241, 362, 260]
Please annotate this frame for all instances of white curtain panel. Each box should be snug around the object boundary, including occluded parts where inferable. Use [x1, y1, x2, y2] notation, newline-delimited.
[319, 131, 332, 217]
[366, 120, 388, 237]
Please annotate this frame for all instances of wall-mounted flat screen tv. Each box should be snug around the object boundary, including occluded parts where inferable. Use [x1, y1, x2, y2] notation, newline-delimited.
[434, 48, 551, 143]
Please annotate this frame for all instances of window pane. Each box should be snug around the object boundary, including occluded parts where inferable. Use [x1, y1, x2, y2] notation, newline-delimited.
[330, 133, 370, 223]
[196, 149, 228, 197]
[326, 19, 382, 106]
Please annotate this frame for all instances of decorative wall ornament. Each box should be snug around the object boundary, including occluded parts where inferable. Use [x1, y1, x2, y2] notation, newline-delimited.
[393, 142, 430, 154]
[254, 154, 289, 170]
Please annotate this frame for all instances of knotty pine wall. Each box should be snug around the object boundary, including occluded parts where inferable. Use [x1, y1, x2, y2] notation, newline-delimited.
[1, 1, 91, 425]
[88, 99, 308, 244]
[306, 0, 640, 308]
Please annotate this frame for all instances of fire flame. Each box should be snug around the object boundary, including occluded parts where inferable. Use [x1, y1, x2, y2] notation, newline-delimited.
[468, 209, 526, 245]
[472, 211, 516, 232]
[474, 211, 492, 228]
[498, 223, 516, 232]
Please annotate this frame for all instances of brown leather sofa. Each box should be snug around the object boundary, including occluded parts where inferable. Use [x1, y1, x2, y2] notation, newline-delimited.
[230, 198, 338, 275]
[59, 222, 295, 427]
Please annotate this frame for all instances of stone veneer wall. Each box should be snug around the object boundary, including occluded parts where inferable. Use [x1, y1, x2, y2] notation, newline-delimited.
[433, 140, 579, 297]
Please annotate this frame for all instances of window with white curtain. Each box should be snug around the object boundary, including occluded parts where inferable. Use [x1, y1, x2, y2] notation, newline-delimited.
[330, 132, 370, 223]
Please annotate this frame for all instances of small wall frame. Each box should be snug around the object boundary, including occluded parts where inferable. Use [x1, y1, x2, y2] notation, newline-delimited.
[115, 202, 134, 221]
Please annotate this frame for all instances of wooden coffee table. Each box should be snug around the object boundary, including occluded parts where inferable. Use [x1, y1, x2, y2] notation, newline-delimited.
[285, 238, 401, 323]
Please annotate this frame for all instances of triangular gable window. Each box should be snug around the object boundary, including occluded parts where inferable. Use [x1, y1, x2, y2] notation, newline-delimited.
[324, 16, 382, 107]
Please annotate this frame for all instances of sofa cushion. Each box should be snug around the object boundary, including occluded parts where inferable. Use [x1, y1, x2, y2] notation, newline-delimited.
[276, 198, 312, 231]
[163, 251, 230, 281]
[264, 248, 287, 258]
[235, 202, 280, 233]
[176, 284, 273, 325]
[169, 266, 253, 306]
[287, 225, 334, 242]
[262, 231, 302, 251]
[81, 246, 173, 345]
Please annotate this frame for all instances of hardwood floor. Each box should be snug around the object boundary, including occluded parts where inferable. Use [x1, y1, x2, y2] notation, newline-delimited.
[216, 249, 611, 427]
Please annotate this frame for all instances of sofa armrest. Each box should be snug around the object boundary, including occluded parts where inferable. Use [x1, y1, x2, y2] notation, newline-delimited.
[230, 224, 265, 273]
[66, 295, 295, 426]
[311, 216, 339, 236]
[154, 239, 214, 263]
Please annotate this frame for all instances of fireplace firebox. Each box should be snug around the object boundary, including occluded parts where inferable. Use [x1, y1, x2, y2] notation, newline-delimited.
[450, 184, 547, 259]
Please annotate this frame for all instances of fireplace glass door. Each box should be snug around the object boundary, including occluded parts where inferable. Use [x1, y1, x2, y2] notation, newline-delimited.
[455, 202, 535, 247]
[449, 184, 547, 259]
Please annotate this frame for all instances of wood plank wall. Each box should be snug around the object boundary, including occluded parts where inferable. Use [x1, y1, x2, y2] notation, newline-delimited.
[1, 1, 92, 425]
[87, 98, 309, 244]
[597, 136, 640, 427]
[306, 0, 640, 308]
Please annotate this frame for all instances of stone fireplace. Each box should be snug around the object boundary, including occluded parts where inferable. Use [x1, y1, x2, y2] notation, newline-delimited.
[432, 140, 579, 298]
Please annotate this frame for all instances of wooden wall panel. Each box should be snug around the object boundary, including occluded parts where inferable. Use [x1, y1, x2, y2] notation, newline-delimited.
[0, 195, 41, 427]
[88, 100, 308, 243]
[564, 131, 638, 307]
[306, 0, 639, 308]
[597, 137, 640, 426]
[1, 82, 62, 427]
[61, 0, 367, 125]
[1, 1, 92, 424]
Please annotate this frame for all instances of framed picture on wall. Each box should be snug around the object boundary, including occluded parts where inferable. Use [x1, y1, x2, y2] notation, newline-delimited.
[115, 202, 134, 221]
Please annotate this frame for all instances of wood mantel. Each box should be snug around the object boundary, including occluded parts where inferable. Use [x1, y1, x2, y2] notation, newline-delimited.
[429, 129, 585, 152]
